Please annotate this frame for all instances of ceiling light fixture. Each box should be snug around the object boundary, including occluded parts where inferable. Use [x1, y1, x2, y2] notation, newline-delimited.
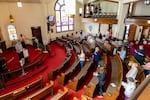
[17, 0, 22, 8]
[144, 0, 150, 5]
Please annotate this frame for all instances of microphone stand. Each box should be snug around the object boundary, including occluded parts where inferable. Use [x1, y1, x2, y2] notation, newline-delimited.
[20, 58, 28, 76]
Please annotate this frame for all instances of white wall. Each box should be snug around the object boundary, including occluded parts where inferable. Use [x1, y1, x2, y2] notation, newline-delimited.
[101, 1, 118, 13]
[83, 22, 99, 35]
[0, 0, 83, 48]
[0, 2, 43, 47]
[47, 0, 83, 41]
[133, 1, 150, 16]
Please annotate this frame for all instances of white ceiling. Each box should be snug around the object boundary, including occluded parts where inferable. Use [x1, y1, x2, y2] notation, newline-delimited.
[0, 0, 40, 3]
[0, 0, 141, 4]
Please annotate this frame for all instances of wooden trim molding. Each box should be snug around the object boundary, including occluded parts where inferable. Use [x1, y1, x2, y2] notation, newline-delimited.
[125, 18, 150, 26]
[82, 18, 118, 24]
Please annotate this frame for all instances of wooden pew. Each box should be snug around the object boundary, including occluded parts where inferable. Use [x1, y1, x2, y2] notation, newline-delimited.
[0, 92, 13, 100]
[51, 87, 68, 100]
[127, 55, 145, 83]
[82, 41, 92, 57]
[73, 43, 81, 54]
[57, 58, 80, 86]
[0, 76, 43, 100]
[83, 54, 107, 98]
[103, 54, 123, 100]
[129, 75, 150, 100]
[25, 76, 43, 92]
[47, 55, 71, 80]
[24, 81, 54, 100]
[69, 59, 93, 91]
[95, 39, 108, 53]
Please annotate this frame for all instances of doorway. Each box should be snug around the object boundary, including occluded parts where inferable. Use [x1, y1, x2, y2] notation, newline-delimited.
[31, 26, 42, 44]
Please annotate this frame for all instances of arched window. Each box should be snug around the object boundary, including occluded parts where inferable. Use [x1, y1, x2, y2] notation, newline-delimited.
[55, 0, 75, 32]
[8, 24, 17, 40]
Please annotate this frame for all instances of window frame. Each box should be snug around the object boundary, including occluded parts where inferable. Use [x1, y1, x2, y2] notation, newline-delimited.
[54, 0, 74, 33]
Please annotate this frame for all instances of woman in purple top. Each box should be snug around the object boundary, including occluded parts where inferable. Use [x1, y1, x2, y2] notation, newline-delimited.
[129, 42, 136, 55]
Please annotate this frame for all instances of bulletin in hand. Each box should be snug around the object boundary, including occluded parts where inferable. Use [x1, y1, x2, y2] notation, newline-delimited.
[23, 49, 29, 58]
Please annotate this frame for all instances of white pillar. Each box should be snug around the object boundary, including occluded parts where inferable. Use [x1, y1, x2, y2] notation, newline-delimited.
[114, 1, 129, 39]
[40, 0, 50, 43]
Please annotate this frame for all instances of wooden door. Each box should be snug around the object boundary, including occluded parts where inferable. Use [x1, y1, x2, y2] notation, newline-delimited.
[31, 26, 42, 43]
[0, 27, 3, 40]
[128, 24, 137, 42]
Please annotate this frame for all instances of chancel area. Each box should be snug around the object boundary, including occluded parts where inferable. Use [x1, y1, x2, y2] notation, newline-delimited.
[0, 0, 150, 100]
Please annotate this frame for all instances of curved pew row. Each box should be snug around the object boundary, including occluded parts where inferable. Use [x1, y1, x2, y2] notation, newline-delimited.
[51, 87, 68, 100]
[57, 57, 80, 86]
[57, 43, 82, 86]
[23, 81, 54, 100]
[0, 76, 43, 100]
[69, 58, 93, 91]
[127, 55, 145, 83]
[3, 57, 42, 81]
[129, 76, 150, 100]
[47, 54, 72, 81]
[103, 54, 123, 100]
[82, 40, 92, 58]
[83, 53, 108, 98]
[47, 38, 73, 80]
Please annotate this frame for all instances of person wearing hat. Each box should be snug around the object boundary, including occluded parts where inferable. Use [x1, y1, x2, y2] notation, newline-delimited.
[121, 77, 136, 100]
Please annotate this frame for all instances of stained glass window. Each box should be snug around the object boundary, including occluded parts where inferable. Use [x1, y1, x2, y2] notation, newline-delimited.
[55, 0, 75, 32]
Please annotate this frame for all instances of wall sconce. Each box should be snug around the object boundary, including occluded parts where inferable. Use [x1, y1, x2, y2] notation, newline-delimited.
[79, 8, 82, 16]
[9, 14, 14, 23]
[148, 20, 150, 24]
[17, 0, 22, 8]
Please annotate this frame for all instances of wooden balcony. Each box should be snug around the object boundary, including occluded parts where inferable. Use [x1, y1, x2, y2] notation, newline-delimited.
[82, 18, 118, 24]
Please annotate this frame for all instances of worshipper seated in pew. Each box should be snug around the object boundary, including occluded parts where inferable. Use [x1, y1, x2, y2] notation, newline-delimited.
[93, 66, 106, 98]
[117, 46, 127, 61]
[127, 56, 145, 84]
[103, 40, 112, 53]
[126, 62, 138, 81]
[141, 62, 150, 76]
[128, 42, 136, 56]
[134, 45, 146, 65]
[121, 77, 137, 100]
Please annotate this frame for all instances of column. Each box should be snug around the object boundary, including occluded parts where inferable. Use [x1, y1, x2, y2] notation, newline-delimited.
[114, 1, 129, 39]
[40, 0, 51, 43]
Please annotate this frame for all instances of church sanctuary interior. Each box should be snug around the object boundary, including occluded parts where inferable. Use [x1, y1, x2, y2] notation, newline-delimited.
[0, 0, 150, 100]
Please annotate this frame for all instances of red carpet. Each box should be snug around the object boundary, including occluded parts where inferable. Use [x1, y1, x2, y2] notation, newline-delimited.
[0, 43, 105, 100]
